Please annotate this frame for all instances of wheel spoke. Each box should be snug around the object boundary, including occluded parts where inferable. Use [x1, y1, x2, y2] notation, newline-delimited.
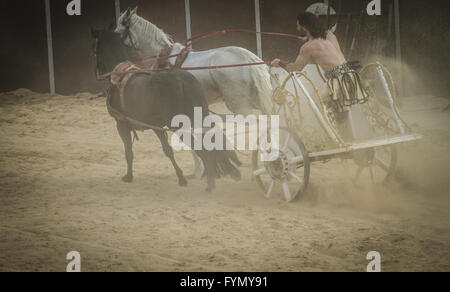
[289, 155, 304, 164]
[374, 157, 389, 172]
[253, 167, 267, 177]
[282, 133, 291, 152]
[282, 180, 292, 202]
[369, 167, 375, 184]
[253, 127, 310, 202]
[266, 180, 275, 198]
[289, 171, 303, 183]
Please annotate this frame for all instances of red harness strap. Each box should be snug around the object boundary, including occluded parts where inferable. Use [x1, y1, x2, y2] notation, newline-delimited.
[158, 44, 191, 68]
[157, 44, 174, 68]
[107, 62, 172, 136]
[175, 47, 191, 68]
[110, 62, 143, 109]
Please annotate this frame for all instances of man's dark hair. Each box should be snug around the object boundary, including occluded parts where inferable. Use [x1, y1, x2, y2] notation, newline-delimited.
[297, 12, 327, 39]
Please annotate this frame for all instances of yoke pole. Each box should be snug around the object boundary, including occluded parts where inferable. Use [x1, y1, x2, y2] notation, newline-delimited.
[45, 0, 56, 95]
[185, 0, 192, 40]
[254, 0, 263, 58]
[115, 0, 121, 25]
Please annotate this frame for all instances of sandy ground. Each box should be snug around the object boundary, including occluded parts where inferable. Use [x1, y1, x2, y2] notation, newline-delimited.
[0, 88, 449, 272]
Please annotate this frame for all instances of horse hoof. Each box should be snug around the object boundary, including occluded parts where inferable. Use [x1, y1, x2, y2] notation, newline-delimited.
[179, 178, 188, 187]
[205, 184, 216, 193]
[122, 175, 133, 183]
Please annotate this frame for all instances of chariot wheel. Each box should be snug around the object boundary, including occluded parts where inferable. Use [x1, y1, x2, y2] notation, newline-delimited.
[252, 127, 310, 202]
[352, 145, 398, 185]
[357, 63, 401, 184]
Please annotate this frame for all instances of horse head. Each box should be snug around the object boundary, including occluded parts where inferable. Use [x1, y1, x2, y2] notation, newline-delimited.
[115, 7, 138, 43]
[114, 7, 173, 57]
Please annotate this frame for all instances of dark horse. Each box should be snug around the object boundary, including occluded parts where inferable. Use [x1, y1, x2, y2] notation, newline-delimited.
[91, 29, 241, 192]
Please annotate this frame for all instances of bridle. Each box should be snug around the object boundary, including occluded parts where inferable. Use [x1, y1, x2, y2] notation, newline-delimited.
[119, 16, 176, 68]
[120, 17, 139, 50]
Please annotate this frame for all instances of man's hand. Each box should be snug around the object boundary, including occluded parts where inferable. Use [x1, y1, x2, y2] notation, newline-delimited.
[271, 58, 281, 67]
[298, 36, 308, 42]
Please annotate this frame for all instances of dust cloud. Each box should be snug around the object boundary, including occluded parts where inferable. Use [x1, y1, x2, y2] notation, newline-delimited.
[0, 88, 449, 272]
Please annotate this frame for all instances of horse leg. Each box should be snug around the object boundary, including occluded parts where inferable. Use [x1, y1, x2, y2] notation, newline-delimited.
[117, 121, 134, 183]
[186, 150, 204, 179]
[195, 150, 217, 192]
[154, 130, 188, 187]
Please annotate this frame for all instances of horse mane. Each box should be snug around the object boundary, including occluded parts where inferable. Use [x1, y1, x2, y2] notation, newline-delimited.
[131, 14, 174, 49]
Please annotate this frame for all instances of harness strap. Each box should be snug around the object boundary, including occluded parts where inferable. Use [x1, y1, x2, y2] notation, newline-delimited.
[158, 44, 174, 68]
[174, 48, 191, 68]
[107, 62, 172, 135]
[111, 62, 142, 109]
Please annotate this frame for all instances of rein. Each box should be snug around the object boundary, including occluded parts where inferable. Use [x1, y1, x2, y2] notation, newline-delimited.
[101, 28, 302, 79]
[183, 29, 303, 47]
[99, 28, 324, 132]
[99, 61, 271, 79]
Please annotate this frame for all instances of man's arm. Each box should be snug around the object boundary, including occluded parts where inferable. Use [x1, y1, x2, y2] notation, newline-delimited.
[285, 45, 311, 72]
[271, 44, 311, 72]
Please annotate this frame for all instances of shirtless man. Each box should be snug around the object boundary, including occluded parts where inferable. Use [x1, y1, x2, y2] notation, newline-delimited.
[271, 12, 368, 111]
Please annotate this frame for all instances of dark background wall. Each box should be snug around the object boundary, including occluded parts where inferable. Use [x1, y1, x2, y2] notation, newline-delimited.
[190, 0, 257, 52]
[0, 1, 49, 93]
[0, 0, 449, 98]
[51, 0, 117, 94]
[399, 0, 450, 96]
[260, 0, 316, 62]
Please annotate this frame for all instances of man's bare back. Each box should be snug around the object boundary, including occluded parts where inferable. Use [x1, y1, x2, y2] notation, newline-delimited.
[307, 32, 347, 72]
[269, 12, 351, 105]
[271, 31, 346, 73]
[271, 12, 369, 109]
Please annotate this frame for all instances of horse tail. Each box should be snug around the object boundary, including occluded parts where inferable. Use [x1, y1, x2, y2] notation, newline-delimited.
[250, 63, 274, 115]
[212, 149, 242, 182]
[200, 143, 242, 182]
